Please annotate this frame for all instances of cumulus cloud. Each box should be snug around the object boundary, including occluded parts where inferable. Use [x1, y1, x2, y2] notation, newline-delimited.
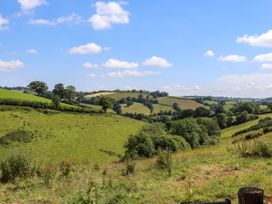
[143, 56, 172, 68]
[29, 13, 82, 26]
[106, 70, 160, 78]
[82, 62, 99, 69]
[254, 52, 272, 62]
[17, 0, 47, 11]
[218, 55, 247, 62]
[89, 1, 129, 30]
[69, 43, 103, 55]
[261, 64, 272, 70]
[26, 49, 38, 55]
[204, 50, 215, 58]
[103, 58, 138, 69]
[237, 29, 272, 48]
[0, 60, 24, 71]
[0, 15, 9, 31]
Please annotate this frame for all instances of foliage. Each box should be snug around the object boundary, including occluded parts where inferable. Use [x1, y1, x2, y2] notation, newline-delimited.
[0, 155, 32, 183]
[98, 96, 113, 112]
[59, 160, 73, 177]
[156, 149, 173, 176]
[27, 81, 48, 96]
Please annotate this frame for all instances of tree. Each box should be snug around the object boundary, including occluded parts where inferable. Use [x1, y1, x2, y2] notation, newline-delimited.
[52, 95, 61, 109]
[98, 96, 113, 112]
[172, 103, 181, 112]
[53, 83, 65, 99]
[216, 113, 227, 129]
[113, 103, 122, 114]
[27, 81, 48, 96]
[65, 85, 76, 102]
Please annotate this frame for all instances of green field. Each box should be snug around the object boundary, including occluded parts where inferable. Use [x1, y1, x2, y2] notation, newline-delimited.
[203, 100, 218, 106]
[0, 107, 144, 164]
[0, 89, 51, 103]
[1, 111, 272, 203]
[85, 91, 149, 101]
[153, 103, 174, 114]
[121, 102, 151, 115]
[157, 96, 206, 110]
[223, 101, 237, 111]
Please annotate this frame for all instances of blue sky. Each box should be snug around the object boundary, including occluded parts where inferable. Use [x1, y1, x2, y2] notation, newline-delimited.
[1, 0, 272, 97]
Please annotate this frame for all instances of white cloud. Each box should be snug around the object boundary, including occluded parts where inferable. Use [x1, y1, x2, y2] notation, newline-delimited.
[29, 13, 82, 26]
[69, 43, 103, 55]
[18, 0, 47, 11]
[88, 73, 98, 78]
[143, 56, 172, 68]
[261, 64, 272, 70]
[82, 62, 99, 69]
[106, 70, 160, 78]
[204, 50, 215, 58]
[89, 1, 129, 30]
[237, 29, 272, 48]
[254, 52, 272, 62]
[218, 55, 247, 62]
[26, 49, 38, 55]
[0, 15, 9, 31]
[103, 58, 138, 69]
[161, 85, 204, 96]
[0, 60, 24, 71]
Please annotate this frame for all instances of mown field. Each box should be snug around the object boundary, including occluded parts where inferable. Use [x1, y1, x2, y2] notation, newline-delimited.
[85, 91, 149, 101]
[0, 107, 144, 164]
[157, 96, 206, 110]
[1, 112, 272, 203]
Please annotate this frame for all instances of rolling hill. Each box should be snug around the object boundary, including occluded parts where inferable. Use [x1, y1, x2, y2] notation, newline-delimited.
[0, 107, 145, 164]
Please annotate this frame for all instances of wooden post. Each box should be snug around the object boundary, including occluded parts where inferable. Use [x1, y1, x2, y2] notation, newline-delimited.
[238, 187, 264, 204]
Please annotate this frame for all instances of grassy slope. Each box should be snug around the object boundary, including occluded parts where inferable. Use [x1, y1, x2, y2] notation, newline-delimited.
[1, 113, 272, 203]
[0, 108, 144, 164]
[157, 96, 206, 110]
[153, 103, 174, 114]
[85, 91, 149, 101]
[85, 92, 116, 98]
[0, 89, 51, 103]
[121, 102, 151, 115]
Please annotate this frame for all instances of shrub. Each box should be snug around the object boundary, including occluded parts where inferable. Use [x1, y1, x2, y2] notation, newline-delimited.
[0, 130, 33, 146]
[59, 160, 73, 177]
[156, 149, 173, 176]
[0, 155, 31, 183]
[122, 160, 136, 176]
[252, 141, 272, 158]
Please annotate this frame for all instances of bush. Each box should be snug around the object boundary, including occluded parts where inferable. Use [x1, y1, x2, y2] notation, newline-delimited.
[0, 155, 31, 183]
[236, 141, 272, 158]
[156, 149, 173, 176]
[122, 160, 136, 176]
[59, 160, 73, 177]
[0, 130, 33, 146]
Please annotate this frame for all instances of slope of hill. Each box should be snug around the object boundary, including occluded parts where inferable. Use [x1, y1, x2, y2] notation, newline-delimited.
[1, 113, 272, 203]
[157, 96, 206, 110]
[85, 91, 149, 100]
[0, 88, 50, 103]
[121, 102, 151, 115]
[0, 107, 145, 164]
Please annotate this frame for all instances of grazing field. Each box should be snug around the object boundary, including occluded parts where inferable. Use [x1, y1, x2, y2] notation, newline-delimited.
[157, 96, 206, 110]
[224, 101, 237, 111]
[121, 102, 151, 115]
[203, 100, 218, 106]
[0, 88, 50, 103]
[153, 103, 174, 114]
[0, 107, 144, 164]
[1, 112, 272, 203]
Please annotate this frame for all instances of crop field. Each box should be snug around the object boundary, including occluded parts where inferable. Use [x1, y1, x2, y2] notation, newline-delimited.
[157, 96, 206, 110]
[0, 107, 144, 164]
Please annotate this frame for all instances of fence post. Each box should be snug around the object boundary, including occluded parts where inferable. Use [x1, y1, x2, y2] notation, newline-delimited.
[238, 187, 264, 204]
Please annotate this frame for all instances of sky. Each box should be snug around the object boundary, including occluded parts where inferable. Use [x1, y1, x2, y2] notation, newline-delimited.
[1, 0, 272, 98]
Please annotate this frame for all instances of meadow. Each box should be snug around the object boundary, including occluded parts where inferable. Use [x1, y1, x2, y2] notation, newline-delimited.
[1, 112, 272, 203]
[157, 96, 205, 110]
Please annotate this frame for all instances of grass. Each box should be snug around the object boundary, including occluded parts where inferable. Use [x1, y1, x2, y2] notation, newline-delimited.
[157, 96, 206, 110]
[85, 91, 149, 101]
[224, 101, 237, 111]
[0, 89, 51, 103]
[121, 102, 151, 115]
[153, 103, 174, 114]
[1, 103, 272, 203]
[0, 107, 145, 164]
[2, 112, 272, 203]
[203, 100, 218, 106]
